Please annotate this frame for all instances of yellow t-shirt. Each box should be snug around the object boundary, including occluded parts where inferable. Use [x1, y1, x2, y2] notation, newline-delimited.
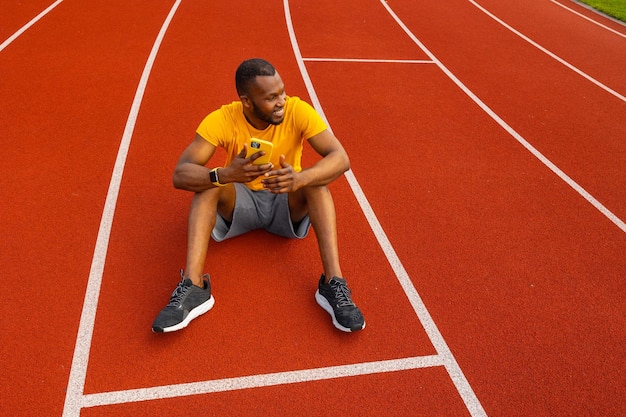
[196, 96, 327, 191]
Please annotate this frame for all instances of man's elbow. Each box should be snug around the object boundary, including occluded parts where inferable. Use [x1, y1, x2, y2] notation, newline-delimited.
[172, 168, 185, 189]
[340, 152, 351, 173]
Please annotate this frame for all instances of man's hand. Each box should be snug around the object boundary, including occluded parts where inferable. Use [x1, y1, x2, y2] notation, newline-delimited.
[261, 155, 301, 194]
[221, 145, 274, 184]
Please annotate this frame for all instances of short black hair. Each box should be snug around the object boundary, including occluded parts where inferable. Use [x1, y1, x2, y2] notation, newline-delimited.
[235, 58, 276, 97]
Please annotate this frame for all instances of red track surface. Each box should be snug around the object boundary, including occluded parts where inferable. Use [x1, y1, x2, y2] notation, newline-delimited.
[1, 0, 624, 416]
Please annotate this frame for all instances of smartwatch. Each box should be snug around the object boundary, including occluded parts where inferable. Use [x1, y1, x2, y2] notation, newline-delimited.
[209, 167, 225, 187]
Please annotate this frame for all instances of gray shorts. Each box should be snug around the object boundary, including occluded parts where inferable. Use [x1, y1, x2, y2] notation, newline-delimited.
[211, 183, 311, 242]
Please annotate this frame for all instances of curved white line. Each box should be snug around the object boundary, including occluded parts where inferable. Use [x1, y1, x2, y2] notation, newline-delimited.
[61, 1, 183, 416]
[468, 0, 625, 103]
[283, 1, 487, 416]
[379, 0, 626, 234]
[0, 0, 63, 53]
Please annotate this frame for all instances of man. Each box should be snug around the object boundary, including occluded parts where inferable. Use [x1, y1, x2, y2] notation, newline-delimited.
[152, 58, 365, 333]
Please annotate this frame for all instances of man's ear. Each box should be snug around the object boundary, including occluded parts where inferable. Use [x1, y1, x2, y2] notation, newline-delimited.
[240, 95, 251, 109]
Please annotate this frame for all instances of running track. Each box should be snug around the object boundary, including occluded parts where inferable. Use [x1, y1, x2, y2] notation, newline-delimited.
[1, 0, 624, 416]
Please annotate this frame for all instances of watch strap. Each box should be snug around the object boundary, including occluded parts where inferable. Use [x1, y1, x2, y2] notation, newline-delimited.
[209, 167, 225, 187]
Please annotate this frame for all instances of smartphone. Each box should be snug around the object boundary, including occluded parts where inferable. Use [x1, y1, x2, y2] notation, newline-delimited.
[246, 138, 274, 165]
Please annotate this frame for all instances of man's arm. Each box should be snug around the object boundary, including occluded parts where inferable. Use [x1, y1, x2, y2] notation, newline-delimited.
[173, 134, 275, 192]
[301, 129, 350, 186]
[172, 134, 219, 192]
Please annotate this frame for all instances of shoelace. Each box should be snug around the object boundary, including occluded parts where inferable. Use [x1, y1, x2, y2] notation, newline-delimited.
[331, 280, 355, 307]
[167, 279, 191, 307]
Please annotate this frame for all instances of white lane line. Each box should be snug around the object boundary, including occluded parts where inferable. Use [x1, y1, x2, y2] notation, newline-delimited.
[61, 1, 183, 416]
[80, 356, 444, 407]
[553, 0, 626, 36]
[468, 0, 626, 103]
[303, 57, 435, 64]
[284, 1, 487, 416]
[380, 0, 626, 235]
[0, 0, 63, 53]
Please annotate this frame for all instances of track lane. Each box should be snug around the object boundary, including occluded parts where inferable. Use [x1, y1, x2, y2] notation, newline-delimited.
[473, 0, 626, 94]
[74, 0, 442, 415]
[0, 0, 59, 41]
[551, 0, 626, 39]
[285, 1, 487, 414]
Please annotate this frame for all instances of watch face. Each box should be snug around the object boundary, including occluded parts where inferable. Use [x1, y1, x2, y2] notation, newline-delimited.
[210, 169, 218, 183]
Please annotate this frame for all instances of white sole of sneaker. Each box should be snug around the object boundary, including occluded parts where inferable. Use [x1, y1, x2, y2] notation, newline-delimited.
[315, 290, 365, 332]
[160, 295, 215, 333]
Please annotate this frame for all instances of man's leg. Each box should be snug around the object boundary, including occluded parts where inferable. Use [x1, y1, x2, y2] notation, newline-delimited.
[151, 185, 235, 333]
[290, 185, 366, 332]
[185, 184, 236, 286]
[289, 185, 340, 282]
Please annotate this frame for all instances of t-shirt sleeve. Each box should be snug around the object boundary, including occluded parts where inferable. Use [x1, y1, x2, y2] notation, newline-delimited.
[196, 107, 230, 147]
[293, 98, 327, 140]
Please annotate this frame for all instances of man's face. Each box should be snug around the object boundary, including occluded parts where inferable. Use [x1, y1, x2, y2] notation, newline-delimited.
[244, 73, 286, 128]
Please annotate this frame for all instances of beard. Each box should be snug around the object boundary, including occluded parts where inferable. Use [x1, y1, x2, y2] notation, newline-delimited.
[252, 103, 285, 126]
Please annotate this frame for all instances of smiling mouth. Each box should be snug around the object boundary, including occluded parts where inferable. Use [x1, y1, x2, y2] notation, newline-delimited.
[273, 108, 285, 117]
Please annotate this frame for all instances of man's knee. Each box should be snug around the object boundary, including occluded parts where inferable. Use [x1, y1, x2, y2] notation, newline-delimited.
[289, 185, 333, 220]
[190, 186, 234, 222]
[303, 185, 332, 203]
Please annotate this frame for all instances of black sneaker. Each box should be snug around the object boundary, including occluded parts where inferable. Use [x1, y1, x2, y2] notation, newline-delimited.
[152, 271, 215, 333]
[315, 274, 365, 332]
